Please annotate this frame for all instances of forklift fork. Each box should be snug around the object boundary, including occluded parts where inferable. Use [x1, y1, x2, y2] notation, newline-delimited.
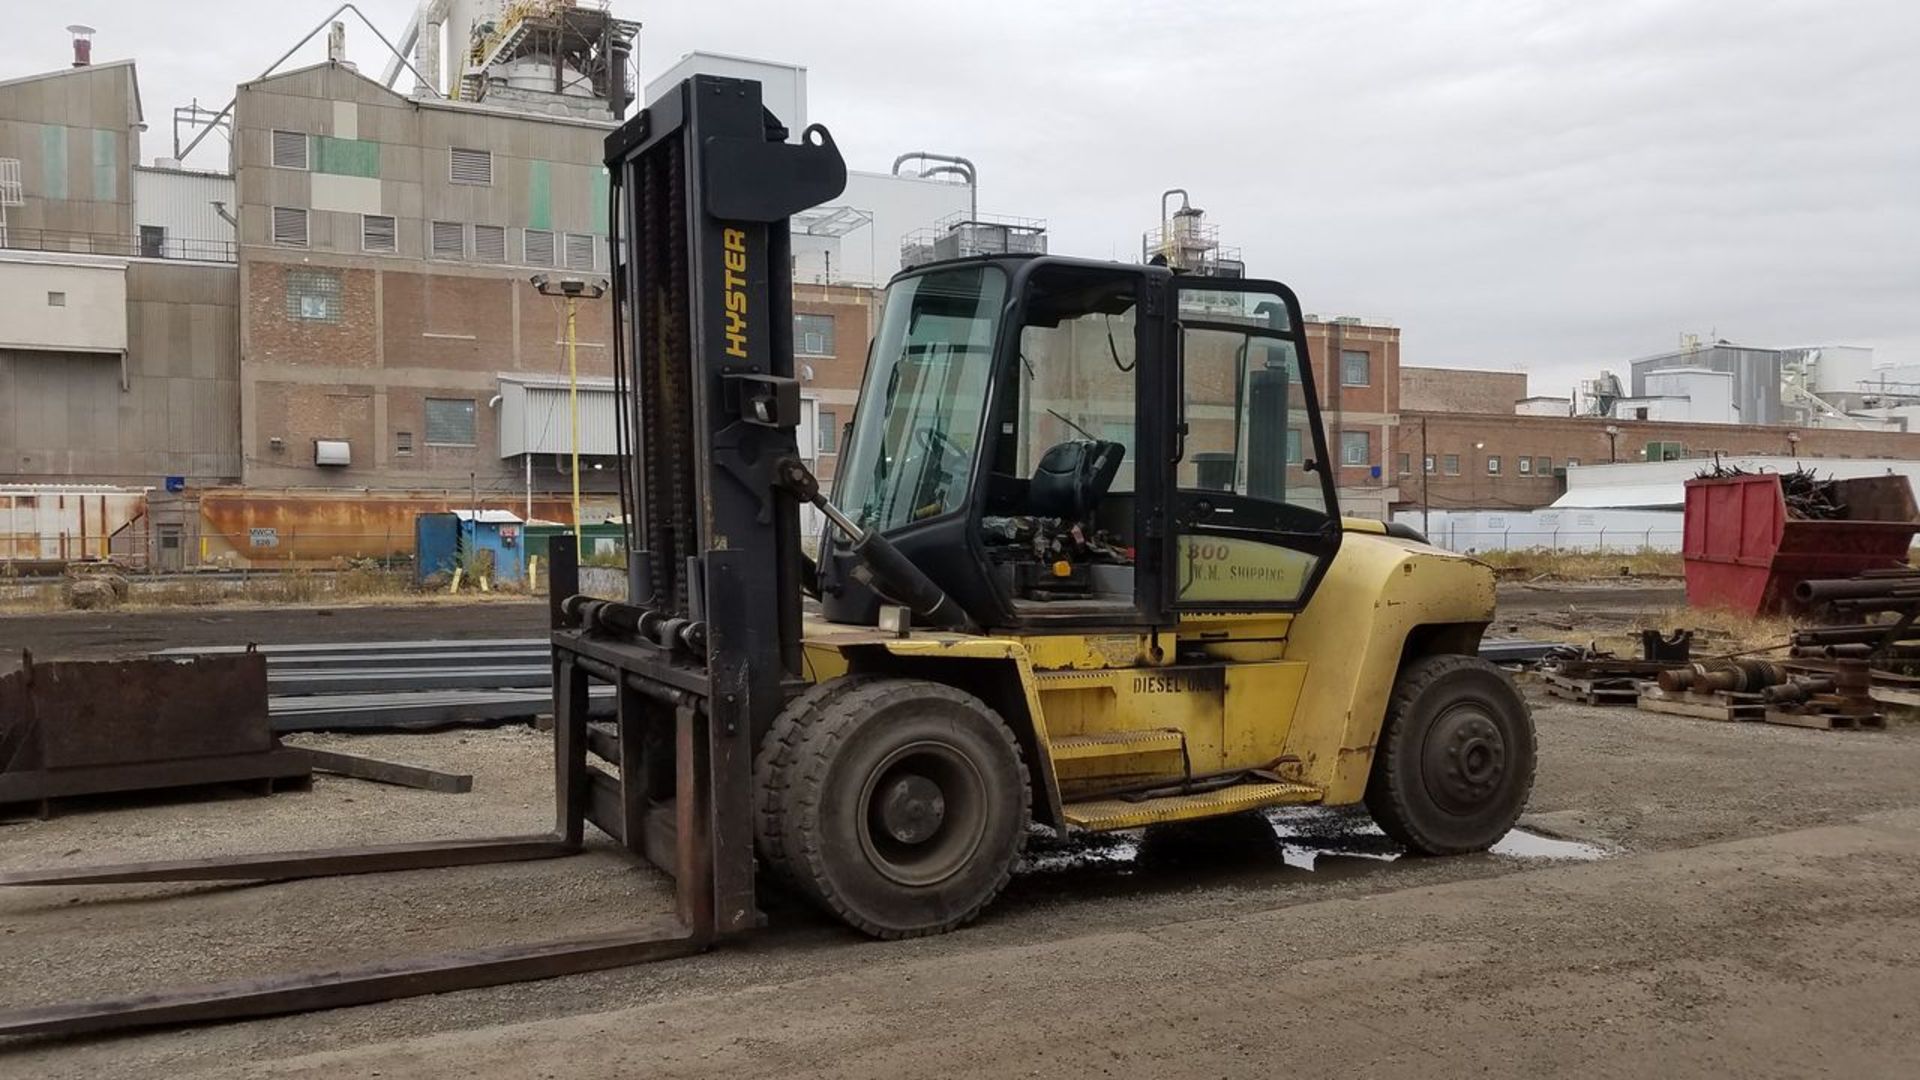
[0, 537, 722, 1040]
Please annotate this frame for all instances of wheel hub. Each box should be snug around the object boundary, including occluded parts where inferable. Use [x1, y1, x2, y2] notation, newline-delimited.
[858, 741, 988, 887]
[878, 774, 947, 845]
[1422, 705, 1507, 814]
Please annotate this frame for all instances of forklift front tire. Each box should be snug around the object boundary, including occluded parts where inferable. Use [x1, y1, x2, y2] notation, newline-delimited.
[1365, 654, 1536, 855]
[760, 677, 1030, 939]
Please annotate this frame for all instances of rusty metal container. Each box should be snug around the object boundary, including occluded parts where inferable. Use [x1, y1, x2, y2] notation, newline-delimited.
[1682, 473, 1920, 615]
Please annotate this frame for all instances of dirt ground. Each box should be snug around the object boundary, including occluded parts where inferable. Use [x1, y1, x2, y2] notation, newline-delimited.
[7, 587, 1920, 1077]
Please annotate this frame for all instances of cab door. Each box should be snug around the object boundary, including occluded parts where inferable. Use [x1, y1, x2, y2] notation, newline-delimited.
[1162, 279, 1341, 612]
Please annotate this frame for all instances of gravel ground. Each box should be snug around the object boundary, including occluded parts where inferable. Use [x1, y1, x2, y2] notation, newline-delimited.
[3, 681, 1919, 1077]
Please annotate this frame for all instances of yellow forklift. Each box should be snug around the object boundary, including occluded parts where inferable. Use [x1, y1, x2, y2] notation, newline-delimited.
[745, 242, 1535, 938]
[0, 74, 1530, 1035]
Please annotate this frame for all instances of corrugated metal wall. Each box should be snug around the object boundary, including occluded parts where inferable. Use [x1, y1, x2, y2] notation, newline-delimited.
[498, 377, 618, 456]
[133, 167, 235, 252]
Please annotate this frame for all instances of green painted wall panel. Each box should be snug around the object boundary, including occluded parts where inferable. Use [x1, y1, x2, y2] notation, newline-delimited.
[527, 160, 551, 231]
[40, 124, 67, 199]
[591, 167, 609, 234]
[92, 128, 117, 200]
[313, 136, 380, 178]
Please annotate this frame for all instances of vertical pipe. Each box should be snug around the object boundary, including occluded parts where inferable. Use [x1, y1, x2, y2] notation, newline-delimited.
[567, 296, 582, 532]
[525, 453, 533, 522]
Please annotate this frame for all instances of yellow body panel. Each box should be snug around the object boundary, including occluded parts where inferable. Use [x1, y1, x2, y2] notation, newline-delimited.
[798, 531, 1495, 832]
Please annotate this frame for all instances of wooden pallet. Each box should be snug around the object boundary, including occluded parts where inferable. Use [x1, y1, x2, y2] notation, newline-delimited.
[1634, 683, 1766, 723]
[1543, 672, 1641, 706]
[1762, 707, 1887, 731]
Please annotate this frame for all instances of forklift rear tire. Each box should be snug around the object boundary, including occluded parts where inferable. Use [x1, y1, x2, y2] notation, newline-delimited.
[758, 677, 1030, 939]
[1365, 654, 1535, 855]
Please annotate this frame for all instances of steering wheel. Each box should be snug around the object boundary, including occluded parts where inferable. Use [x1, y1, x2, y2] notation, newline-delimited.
[917, 426, 967, 465]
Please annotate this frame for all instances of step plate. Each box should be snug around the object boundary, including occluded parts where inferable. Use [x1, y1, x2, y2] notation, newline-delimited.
[1048, 730, 1186, 761]
[1063, 780, 1323, 831]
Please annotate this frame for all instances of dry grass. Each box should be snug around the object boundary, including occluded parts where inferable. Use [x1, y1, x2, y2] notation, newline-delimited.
[1571, 604, 1797, 660]
[1474, 548, 1683, 580]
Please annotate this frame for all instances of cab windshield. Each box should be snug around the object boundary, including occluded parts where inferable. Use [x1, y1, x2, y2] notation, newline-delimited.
[835, 265, 1007, 533]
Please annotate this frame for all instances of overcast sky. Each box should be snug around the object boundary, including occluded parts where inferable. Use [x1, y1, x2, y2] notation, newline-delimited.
[7, 1, 1916, 390]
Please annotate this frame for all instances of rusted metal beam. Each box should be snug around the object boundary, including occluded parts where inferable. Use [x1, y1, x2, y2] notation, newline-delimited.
[585, 766, 626, 846]
[0, 834, 574, 886]
[0, 926, 707, 1039]
[0, 749, 313, 807]
[295, 747, 474, 794]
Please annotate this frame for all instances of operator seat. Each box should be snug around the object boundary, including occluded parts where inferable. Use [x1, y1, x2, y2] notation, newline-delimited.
[1030, 440, 1125, 521]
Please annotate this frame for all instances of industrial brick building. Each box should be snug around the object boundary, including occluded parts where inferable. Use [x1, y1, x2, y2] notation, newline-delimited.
[231, 60, 618, 495]
[1393, 372, 1920, 515]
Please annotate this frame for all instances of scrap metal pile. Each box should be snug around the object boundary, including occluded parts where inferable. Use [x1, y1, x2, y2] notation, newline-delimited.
[1546, 566, 1920, 731]
[1695, 462, 1848, 520]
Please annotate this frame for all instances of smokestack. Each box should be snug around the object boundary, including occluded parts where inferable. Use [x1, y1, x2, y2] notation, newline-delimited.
[327, 20, 346, 64]
[67, 24, 95, 68]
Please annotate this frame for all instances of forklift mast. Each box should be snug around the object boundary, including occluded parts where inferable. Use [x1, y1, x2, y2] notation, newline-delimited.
[550, 75, 846, 933]
[608, 74, 845, 679]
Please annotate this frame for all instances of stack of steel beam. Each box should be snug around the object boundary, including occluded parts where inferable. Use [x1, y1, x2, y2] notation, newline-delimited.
[154, 639, 610, 732]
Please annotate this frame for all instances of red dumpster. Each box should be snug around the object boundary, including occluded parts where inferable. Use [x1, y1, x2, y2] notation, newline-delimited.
[1682, 473, 1920, 615]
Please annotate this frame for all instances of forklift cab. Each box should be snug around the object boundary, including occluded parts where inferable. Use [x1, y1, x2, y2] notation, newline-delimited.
[820, 254, 1343, 631]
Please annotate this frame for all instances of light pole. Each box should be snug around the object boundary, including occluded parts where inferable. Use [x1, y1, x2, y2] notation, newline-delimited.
[1473, 441, 1485, 510]
[1420, 415, 1430, 535]
[1605, 424, 1620, 464]
[531, 274, 608, 533]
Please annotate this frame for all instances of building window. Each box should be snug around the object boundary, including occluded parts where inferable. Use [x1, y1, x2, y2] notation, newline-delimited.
[1487, 455, 1501, 475]
[424, 398, 477, 446]
[1286, 427, 1304, 464]
[1341, 430, 1370, 466]
[285, 268, 343, 322]
[431, 220, 465, 260]
[817, 409, 839, 454]
[362, 214, 397, 253]
[395, 430, 414, 456]
[1396, 452, 1411, 476]
[473, 224, 506, 263]
[46, 291, 66, 307]
[1518, 456, 1532, 475]
[524, 229, 555, 267]
[139, 224, 166, 258]
[795, 313, 836, 356]
[1443, 454, 1460, 475]
[563, 232, 596, 270]
[1339, 349, 1370, 387]
[449, 147, 493, 185]
[1537, 456, 1551, 474]
[271, 129, 309, 170]
[1424, 454, 1436, 473]
[272, 206, 309, 247]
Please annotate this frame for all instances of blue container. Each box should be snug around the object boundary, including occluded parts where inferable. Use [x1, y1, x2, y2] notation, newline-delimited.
[414, 511, 527, 585]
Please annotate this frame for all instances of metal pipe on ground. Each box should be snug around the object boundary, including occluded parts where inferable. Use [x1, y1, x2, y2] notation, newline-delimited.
[1656, 659, 1788, 693]
[1763, 677, 1838, 704]
[1825, 595, 1920, 614]
[1795, 578, 1920, 604]
[1790, 624, 1909, 646]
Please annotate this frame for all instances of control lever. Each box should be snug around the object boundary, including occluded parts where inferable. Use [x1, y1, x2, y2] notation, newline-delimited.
[774, 458, 976, 633]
